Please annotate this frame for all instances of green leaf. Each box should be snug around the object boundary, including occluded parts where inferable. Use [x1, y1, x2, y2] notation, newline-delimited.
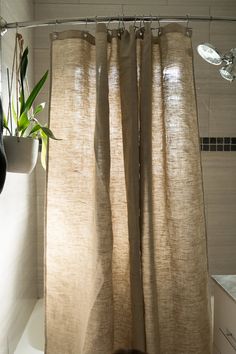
[40, 126, 62, 169]
[20, 48, 28, 82]
[18, 111, 30, 132]
[19, 90, 25, 116]
[34, 102, 46, 116]
[41, 135, 48, 170]
[41, 126, 61, 140]
[28, 123, 41, 136]
[3, 113, 8, 129]
[3, 113, 11, 134]
[24, 71, 48, 112]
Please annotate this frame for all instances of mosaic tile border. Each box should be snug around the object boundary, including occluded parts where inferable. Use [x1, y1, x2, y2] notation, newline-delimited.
[200, 137, 236, 152]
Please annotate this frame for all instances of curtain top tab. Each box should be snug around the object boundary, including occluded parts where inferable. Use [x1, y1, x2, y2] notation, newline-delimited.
[96, 23, 107, 33]
[161, 23, 192, 37]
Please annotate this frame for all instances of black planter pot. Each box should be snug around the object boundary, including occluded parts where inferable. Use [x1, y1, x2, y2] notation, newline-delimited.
[0, 99, 7, 193]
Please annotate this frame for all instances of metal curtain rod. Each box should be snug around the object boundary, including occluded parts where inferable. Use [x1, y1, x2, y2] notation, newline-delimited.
[1, 15, 236, 33]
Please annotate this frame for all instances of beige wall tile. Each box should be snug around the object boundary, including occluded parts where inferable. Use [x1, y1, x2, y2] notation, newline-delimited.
[208, 248, 236, 275]
[35, 0, 81, 2]
[168, 0, 211, 4]
[210, 5, 236, 17]
[202, 153, 236, 193]
[123, 4, 210, 16]
[34, 3, 122, 20]
[81, 0, 168, 4]
[209, 96, 236, 136]
[191, 22, 210, 43]
[194, 55, 216, 81]
[202, 153, 236, 274]
[209, 21, 236, 54]
[210, 0, 236, 3]
[196, 94, 210, 136]
[197, 76, 236, 95]
[35, 0, 167, 3]
[207, 205, 236, 232]
[207, 192, 236, 206]
[2, 0, 34, 21]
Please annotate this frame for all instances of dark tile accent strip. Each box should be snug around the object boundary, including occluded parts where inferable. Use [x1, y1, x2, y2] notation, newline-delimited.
[200, 137, 236, 152]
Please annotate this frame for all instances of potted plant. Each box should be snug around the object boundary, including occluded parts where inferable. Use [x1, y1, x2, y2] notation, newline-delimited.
[3, 35, 59, 173]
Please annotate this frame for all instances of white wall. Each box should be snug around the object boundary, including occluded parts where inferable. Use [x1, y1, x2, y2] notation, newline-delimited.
[0, 1, 38, 353]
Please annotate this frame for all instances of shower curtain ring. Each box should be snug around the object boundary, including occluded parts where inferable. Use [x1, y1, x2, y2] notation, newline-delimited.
[186, 14, 191, 36]
[0, 17, 7, 36]
[117, 15, 122, 38]
[143, 14, 147, 26]
[121, 14, 125, 30]
[149, 14, 153, 27]
[150, 15, 157, 32]
[186, 14, 189, 27]
[138, 15, 144, 37]
[139, 15, 143, 28]
[83, 18, 88, 38]
[15, 22, 19, 36]
[133, 14, 137, 29]
[157, 16, 161, 35]
[52, 19, 59, 39]
[107, 17, 111, 31]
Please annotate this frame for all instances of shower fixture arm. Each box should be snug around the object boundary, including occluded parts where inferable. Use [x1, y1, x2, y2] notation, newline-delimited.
[220, 48, 236, 65]
[222, 53, 233, 65]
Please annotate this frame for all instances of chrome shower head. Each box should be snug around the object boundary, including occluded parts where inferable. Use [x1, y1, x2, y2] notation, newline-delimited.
[197, 43, 222, 65]
[219, 63, 236, 82]
[197, 43, 236, 81]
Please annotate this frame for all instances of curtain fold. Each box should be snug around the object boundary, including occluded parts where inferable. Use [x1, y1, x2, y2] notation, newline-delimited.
[46, 23, 211, 354]
[140, 23, 161, 353]
[119, 26, 145, 350]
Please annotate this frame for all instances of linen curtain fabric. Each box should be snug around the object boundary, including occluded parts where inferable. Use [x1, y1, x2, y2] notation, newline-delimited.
[46, 23, 211, 354]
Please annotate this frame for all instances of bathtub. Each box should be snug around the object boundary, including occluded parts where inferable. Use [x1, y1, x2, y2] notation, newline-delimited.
[14, 299, 44, 354]
[13, 296, 213, 354]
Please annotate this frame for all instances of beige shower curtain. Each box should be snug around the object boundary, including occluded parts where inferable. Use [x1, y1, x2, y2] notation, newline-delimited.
[46, 23, 211, 354]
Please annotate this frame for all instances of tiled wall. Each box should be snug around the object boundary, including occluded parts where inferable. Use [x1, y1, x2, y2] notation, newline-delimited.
[0, 1, 38, 353]
[33, 0, 236, 296]
[202, 154, 236, 274]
